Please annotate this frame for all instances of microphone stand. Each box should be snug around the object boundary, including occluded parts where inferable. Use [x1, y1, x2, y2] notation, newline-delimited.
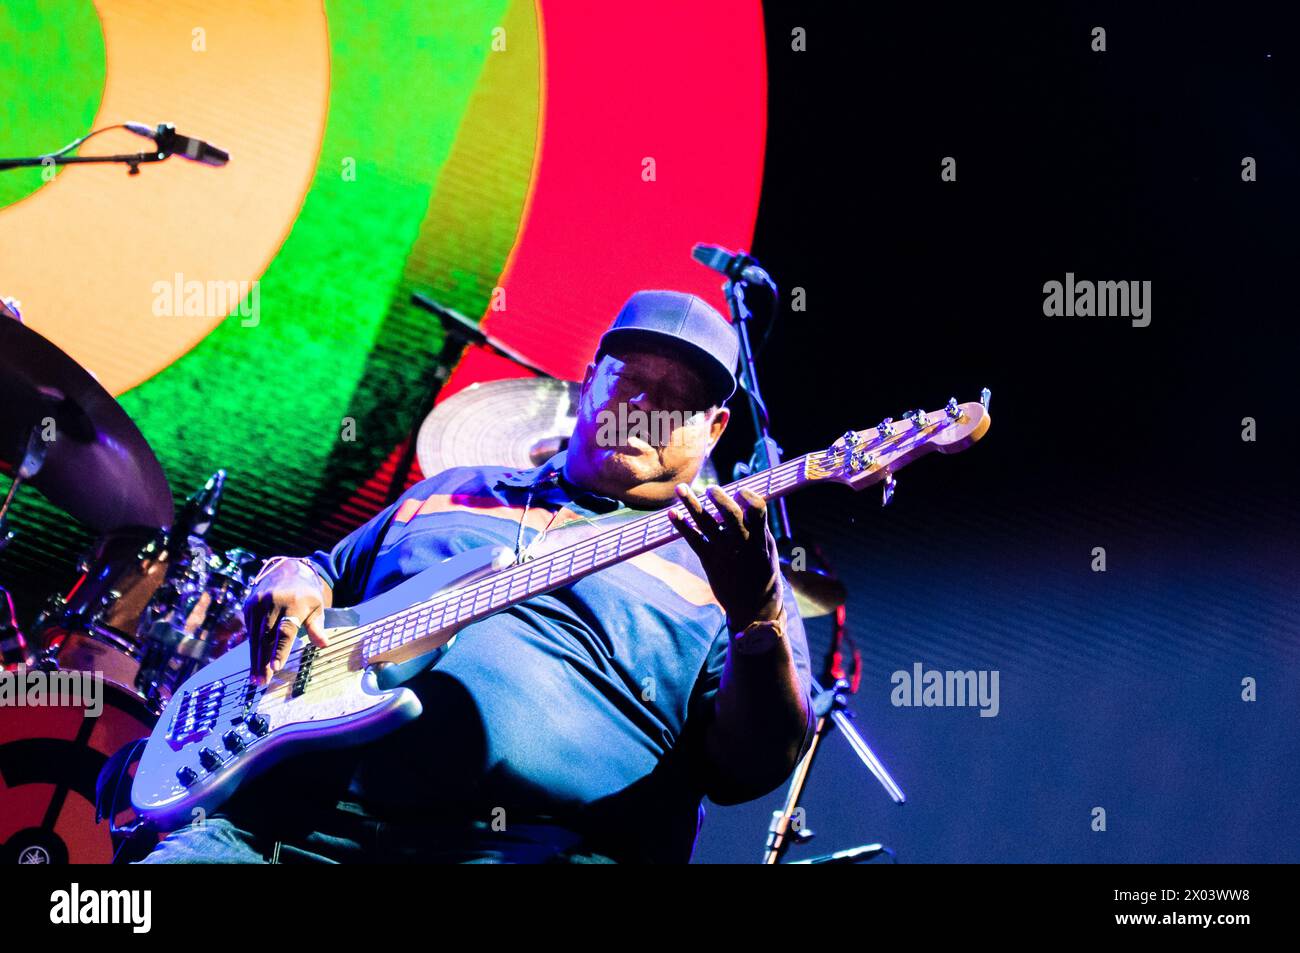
[412, 293, 552, 377]
[387, 293, 554, 504]
[721, 267, 791, 541]
[0, 151, 167, 175]
[0, 123, 202, 175]
[763, 675, 906, 863]
[708, 251, 906, 863]
[763, 600, 903, 863]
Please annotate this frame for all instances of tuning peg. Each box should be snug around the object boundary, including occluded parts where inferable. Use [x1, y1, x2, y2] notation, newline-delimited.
[849, 448, 874, 472]
[945, 397, 960, 419]
[903, 409, 927, 429]
[876, 418, 895, 439]
[980, 387, 991, 412]
[842, 430, 861, 449]
[881, 472, 896, 507]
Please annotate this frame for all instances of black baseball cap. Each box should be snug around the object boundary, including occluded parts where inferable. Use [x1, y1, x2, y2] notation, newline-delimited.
[596, 290, 739, 404]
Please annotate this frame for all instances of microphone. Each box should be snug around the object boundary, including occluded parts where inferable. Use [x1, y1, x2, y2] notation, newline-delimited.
[173, 469, 226, 540]
[125, 121, 229, 167]
[691, 243, 777, 290]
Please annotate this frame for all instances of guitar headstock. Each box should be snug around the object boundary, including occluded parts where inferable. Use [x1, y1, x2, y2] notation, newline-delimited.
[806, 390, 992, 502]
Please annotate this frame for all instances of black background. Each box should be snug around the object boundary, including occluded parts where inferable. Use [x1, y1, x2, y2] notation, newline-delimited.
[692, 2, 1298, 863]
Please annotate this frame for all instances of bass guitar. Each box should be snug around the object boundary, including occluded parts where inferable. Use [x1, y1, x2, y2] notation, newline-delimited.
[132, 395, 991, 827]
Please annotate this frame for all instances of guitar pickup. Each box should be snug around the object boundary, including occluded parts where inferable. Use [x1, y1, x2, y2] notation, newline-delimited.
[292, 644, 319, 698]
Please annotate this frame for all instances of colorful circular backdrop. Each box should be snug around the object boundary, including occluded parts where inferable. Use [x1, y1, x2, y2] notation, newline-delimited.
[0, 0, 766, 586]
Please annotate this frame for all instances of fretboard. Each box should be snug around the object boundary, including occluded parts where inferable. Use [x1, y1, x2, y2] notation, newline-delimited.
[360, 449, 830, 659]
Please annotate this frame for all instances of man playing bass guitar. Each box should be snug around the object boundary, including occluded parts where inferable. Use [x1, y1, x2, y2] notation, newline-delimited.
[139, 290, 815, 864]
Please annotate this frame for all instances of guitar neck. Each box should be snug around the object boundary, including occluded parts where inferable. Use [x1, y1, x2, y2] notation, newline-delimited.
[360, 451, 829, 659]
[356, 395, 991, 661]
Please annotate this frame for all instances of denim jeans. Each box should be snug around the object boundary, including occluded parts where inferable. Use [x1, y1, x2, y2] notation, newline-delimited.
[135, 800, 617, 864]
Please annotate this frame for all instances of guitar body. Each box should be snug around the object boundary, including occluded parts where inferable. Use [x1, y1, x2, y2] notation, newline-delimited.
[130, 546, 512, 829]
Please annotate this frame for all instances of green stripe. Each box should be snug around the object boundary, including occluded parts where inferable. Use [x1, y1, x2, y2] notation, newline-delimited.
[0, 0, 106, 209]
[3, 1, 520, 596]
[117, 0, 512, 553]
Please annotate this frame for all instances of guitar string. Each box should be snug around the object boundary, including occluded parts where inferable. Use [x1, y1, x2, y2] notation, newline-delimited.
[182, 485, 760, 731]
[183, 453, 820, 730]
[181, 420, 947, 731]
[288, 451, 820, 691]
[297, 412, 949, 692]
[212, 478, 774, 716]
[179, 424, 933, 731]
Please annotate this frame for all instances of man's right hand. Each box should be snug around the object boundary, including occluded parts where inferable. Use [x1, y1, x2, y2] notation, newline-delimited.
[244, 558, 333, 686]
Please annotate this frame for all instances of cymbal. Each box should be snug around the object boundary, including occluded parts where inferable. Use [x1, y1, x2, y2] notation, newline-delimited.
[778, 536, 847, 618]
[416, 376, 719, 486]
[0, 318, 174, 531]
[417, 378, 583, 476]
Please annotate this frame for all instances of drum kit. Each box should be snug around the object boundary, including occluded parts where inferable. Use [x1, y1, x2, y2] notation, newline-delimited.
[0, 299, 257, 863]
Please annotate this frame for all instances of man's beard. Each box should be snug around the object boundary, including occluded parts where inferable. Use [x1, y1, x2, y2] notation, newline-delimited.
[595, 441, 666, 485]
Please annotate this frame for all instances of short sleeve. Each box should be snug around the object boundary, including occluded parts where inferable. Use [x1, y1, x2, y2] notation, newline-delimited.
[305, 497, 404, 605]
[304, 467, 486, 605]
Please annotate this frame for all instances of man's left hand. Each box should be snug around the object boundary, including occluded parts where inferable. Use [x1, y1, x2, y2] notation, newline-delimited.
[668, 483, 783, 634]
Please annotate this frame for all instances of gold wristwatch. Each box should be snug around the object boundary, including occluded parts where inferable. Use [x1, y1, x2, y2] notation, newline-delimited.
[731, 607, 788, 656]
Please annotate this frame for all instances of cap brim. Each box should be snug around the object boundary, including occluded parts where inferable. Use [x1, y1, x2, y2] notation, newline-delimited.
[598, 327, 736, 405]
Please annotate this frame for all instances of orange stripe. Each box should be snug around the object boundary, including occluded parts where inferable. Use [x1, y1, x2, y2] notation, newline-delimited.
[390, 494, 720, 609]
[2, 1, 331, 395]
[393, 498, 423, 523]
[393, 493, 586, 533]
[630, 553, 721, 609]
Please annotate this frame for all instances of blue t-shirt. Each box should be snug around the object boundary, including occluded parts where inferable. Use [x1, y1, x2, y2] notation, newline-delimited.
[306, 451, 815, 862]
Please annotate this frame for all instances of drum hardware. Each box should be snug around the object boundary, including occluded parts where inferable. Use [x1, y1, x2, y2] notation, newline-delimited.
[0, 583, 31, 671]
[0, 298, 250, 862]
[132, 541, 255, 706]
[0, 424, 47, 523]
[776, 534, 848, 621]
[3, 533, 254, 865]
[32, 528, 173, 670]
[32, 473, 254, 710]
[3, 492, 254, 862]
[0, 301, 240, 697]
